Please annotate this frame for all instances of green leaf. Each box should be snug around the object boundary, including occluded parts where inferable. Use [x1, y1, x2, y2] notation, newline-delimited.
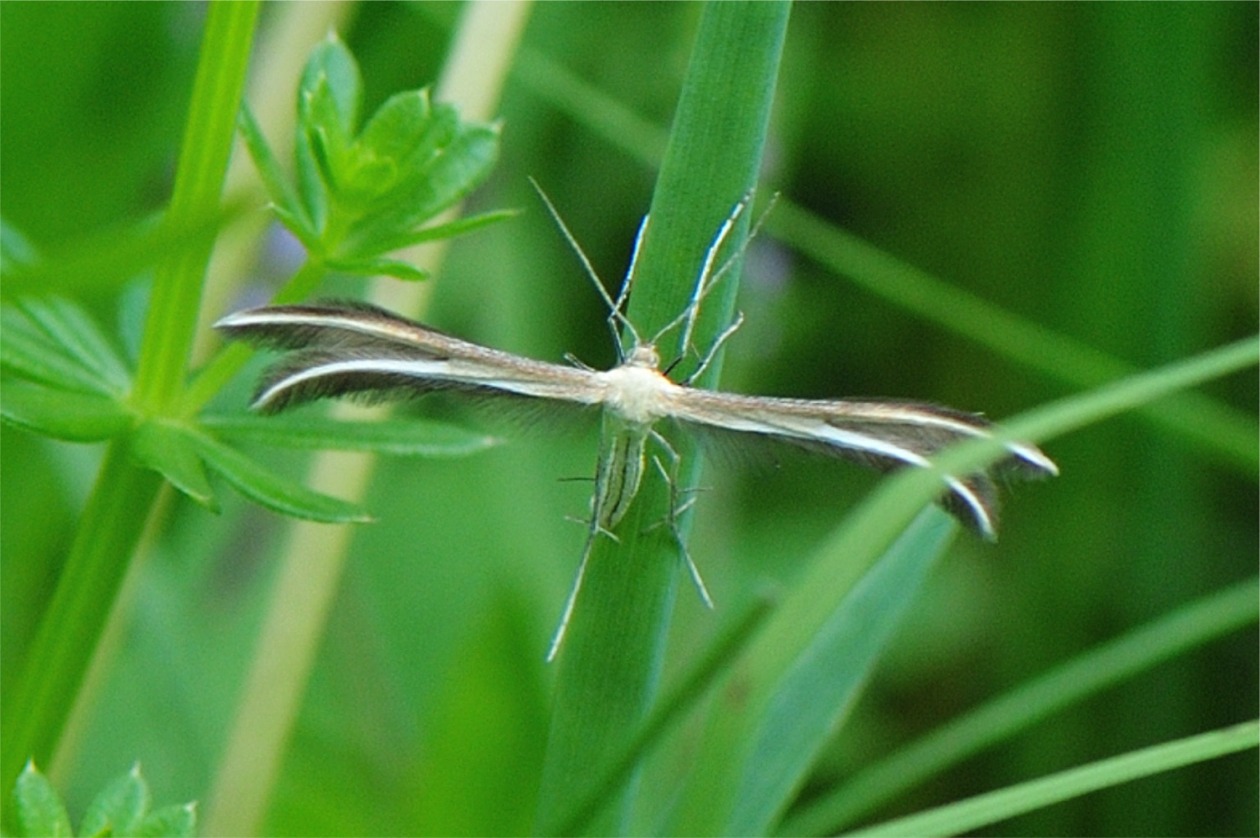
[357, 207, 518, 255]
[783, 578, 1260, 835]
[326, 255, 429, 282]
[355, 88, 436, 172]
[304, 78, 355, 200]
[238, 104, 311, 239]
[190, 429, 372, 523]
[294, 35, 360, 241]
[11, 762, 73, 838]
[0, 380, 131, 442]
[2, 298, 130, 396]
[271, 203, 319, 251]
[134, 803, 197, 838]
[78, 763, 150, 838]
[203, 413, 499, 457]
[351, 121, 499, 251]
[298, 34, 361, 136]
[849, 721, 1260, 837]
[667, 512, 953, 836]
[2, 311, 106, 394]
[341, 153, 398, 204]
[130, 421, 218, 510]
[1, 217, 40, 270]
[733, 515, 952, 834]
[294, 122, 329, 240]
[17, 297, 131, 390]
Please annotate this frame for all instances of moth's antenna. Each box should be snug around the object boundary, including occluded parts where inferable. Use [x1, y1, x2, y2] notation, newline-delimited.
[529, 178, 641, 357]
[651, 190, 761, 358]
[659, 191, 780, 376]
[677, 194, 748, 354]
[615, 212, 651, 332]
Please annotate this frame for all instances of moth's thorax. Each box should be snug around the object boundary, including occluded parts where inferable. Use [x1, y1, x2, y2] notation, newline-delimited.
[599, 342, 675, 425]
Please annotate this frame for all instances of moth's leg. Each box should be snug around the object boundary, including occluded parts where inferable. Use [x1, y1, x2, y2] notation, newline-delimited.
[646, 430, 714, 610]
[547, 423, 647, 661]
[546, 523, 601, 662]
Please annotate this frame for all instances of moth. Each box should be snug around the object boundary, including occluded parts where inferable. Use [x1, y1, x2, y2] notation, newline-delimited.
[217, 194, 1057, 657]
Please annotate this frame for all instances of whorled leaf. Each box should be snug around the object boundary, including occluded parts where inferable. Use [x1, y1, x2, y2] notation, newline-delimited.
[203, 413, 499, 457]
[78, 763, 149, 838]
[133, 803, 197, 838]
[188, 427, 372, 523]
[238, 104, 312, 242]
[1, 381, 130, 442]
[130, 421, 218, 510]
[240, 32, 502, 271]
[11, 762, 72, 838]
[2, 298, 130, 397]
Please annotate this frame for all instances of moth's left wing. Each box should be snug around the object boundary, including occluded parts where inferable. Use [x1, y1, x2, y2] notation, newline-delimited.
[663, 388, 1057, 539]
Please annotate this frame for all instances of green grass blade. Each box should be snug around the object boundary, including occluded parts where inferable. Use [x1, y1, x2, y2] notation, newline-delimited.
[845, 721, 1259, 837]
[534, 4, 790, 834]
[783, 578, 1260, 835]
[724, 513, 955, 835]
[670, 334, 1256, 836]
[550, 597, 774, 836]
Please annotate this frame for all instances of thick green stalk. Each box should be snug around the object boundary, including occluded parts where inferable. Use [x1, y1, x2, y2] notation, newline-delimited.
[534, 4, 790, 834]
[0, 447, 162, 802]
[133, 1, 261, 410]
[0, 1, 259, 808]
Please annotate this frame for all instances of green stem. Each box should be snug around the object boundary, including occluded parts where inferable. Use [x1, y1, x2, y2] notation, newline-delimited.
[0, 1, 260, 810]
[0, 446, 162, 804]
[133, 1, 261, 411]
[534, 4, 790, 834]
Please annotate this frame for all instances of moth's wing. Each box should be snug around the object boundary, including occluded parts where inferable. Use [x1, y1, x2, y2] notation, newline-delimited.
[216, 302, 606, 415]
[215, 300, 457, 352]
[666, 389, 1055, 539]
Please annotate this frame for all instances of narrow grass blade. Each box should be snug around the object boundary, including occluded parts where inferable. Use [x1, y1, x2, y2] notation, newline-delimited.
[783, 577, 1260, 835]
[845, 721, 1259, 837]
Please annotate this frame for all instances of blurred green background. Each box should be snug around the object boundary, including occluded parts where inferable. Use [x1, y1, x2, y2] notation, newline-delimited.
[2, 3, 1256, 835]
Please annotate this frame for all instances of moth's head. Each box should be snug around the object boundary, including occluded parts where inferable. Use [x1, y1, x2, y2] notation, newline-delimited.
[625, 343, 661, 371]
